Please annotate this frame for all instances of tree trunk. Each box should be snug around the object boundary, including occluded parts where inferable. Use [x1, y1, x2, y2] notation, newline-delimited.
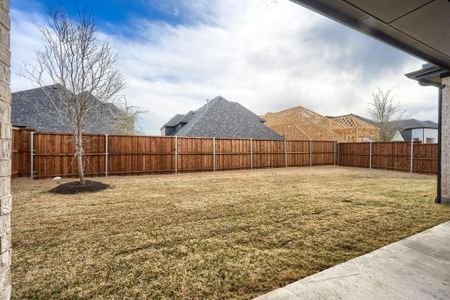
[75, 131, 86, 184]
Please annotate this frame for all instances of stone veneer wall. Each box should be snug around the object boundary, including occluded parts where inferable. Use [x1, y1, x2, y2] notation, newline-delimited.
[0, 0, 11, 298]
[442, 77, 450, 203]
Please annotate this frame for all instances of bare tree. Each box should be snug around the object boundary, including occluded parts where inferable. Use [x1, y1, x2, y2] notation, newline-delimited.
[369, 88, 403, 142]
[23, 9, 125, 184]
[113, 97, 147, 135]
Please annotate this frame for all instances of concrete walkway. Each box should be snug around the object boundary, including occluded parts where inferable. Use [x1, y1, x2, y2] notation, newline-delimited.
[255, 221, 450, 300]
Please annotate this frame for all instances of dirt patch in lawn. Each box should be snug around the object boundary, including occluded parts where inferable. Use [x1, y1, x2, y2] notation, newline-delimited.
[11, 167, 450, 299]
[48, 180, 110, 194]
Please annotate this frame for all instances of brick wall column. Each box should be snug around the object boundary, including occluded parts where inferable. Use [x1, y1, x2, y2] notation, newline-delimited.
[0, 0, 11, 298]
[441, 77, 450, 204]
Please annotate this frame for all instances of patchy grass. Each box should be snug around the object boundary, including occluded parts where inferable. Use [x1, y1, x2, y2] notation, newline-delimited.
[12, 167, 450, 299]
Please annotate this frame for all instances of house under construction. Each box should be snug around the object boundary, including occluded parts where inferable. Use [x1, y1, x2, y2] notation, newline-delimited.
[328, 114, 380, 142]
[262, 106, 345, 141]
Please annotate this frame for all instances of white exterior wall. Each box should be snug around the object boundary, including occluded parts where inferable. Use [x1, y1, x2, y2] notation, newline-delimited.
[424, 128, 438, 143]
[411, 128, 424, 141]
[392, 130, 405, 142]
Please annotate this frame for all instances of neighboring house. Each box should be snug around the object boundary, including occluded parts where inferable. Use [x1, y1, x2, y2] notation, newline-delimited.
[12, 84, 121, 134]
[327, 114, 380, 142]
[161, 96, 283, 140]
[391, 119, 438, 144]
[262, 106, 344, 141]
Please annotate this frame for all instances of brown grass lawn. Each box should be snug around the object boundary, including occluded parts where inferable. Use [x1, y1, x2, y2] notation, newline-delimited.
[12, 166, 450, 299]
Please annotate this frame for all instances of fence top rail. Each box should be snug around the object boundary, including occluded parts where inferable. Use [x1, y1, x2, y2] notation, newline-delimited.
[12, 127, 35, 132]
[286, 140, 316, 143]
[107, 134, 175, 139]
[25, 130, 339, 143]
[32, 131, 108, 137]
[175, 136, 283, 141]
[309, 141, 336, 144]
[338, 141, 437, 145]
[211, 137, 289, 142]
[14, 129, 439, 148]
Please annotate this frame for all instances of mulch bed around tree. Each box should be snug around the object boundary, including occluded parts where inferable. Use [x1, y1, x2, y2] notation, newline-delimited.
[49, 180, 110, 194]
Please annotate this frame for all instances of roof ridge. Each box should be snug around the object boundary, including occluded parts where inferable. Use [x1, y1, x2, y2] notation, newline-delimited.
[12, 84, 65, 95]
[175, 99, 217, 136]
[174, 97, 282, 139]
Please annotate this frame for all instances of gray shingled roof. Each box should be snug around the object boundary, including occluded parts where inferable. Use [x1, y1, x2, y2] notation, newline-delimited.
[165, 96, 283, 140]
[12, 85, 121, 134]
[180, 111, 196, 124]
[163, 114, 185, 128]
[397, 119, 438, 130]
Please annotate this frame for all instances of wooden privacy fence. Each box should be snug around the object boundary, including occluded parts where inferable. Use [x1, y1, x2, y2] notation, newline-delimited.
[11, 128, 336, 179]
[337, 142, 438, 174]
[12, 128, 438, 179]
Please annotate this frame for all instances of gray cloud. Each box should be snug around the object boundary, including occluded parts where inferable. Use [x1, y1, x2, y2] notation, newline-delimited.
[301, 20, 411, 83]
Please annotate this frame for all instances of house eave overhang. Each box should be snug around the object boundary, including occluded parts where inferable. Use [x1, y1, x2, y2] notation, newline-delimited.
[289, 0, 450, 70]
[402, 126, 438, 131]
[405, 65, 450, 87]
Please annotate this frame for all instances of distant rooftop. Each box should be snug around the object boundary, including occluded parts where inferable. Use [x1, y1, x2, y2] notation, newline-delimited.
[262, 106, 344, 141]
[327, 114, 378, 127]
[162, 96, 283, 140]
[329, 114, 438, 131]
[396, 119, 438, 130]
[12, 85, 121, 134]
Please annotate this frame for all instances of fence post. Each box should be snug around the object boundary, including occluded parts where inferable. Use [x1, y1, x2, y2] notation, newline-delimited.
[337, 142, 340, 166]
[410, 139, 414, 174]
[309, 140, 313, 166]
[105, 134, 109, 177]
[30, 131, 34, 179]
[175, 136, 178, 174]
[333, 141, 337, 166]
[284, 139, 288, 168]
[369, 142, 372, 169]
[250, 138, 253, 170]
[213, 137, 216, 172]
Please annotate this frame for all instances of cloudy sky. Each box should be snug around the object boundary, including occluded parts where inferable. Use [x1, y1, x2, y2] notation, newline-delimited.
[11, 0, 439, 135]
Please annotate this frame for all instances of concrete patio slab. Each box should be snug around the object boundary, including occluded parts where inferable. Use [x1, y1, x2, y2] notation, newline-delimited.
[255, 221, 450, 300]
